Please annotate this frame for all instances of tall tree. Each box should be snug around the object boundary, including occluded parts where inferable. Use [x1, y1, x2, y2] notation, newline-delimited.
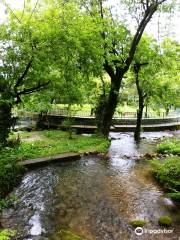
[0, 0, 102, 144]
[82, 0, 172, 135]
[132, 35, 160, 142]
[0, 4, 52, 145]
[20, 0, 103, 112]
[155, 39, 180, 114]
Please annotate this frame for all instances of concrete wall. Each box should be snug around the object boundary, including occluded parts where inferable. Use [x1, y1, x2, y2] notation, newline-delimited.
[36, 114, 180, 127]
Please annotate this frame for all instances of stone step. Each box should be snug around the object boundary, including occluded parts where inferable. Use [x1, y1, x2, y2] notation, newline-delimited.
[18, 152, 81, 168]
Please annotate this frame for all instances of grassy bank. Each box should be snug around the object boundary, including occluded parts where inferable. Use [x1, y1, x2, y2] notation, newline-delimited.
[9, 130, 109, 160]
[151, 138, 180, 202]
[157, 138, 180, 155]
[0, 130, 109, 199]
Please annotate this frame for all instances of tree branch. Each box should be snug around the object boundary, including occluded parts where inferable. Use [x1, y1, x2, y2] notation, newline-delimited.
[2, 0, 21, 23]
[124, 0, 167, 72]
[103, 60, 115, 80]
[18, 81, 50, 95]
[14, 59, 33, 91]
[15, 81, 50, 103]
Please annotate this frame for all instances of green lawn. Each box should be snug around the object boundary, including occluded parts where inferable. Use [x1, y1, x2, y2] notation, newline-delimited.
[6, 130, 109, 161]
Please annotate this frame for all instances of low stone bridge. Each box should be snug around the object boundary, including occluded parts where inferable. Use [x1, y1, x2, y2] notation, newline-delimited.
[17, 110, 180, 133]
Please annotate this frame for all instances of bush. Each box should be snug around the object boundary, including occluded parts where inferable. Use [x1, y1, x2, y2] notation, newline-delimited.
[157, 139, 180, 155]
[151, 157, 180, 202]
[166, 192, 180, 201]
[0, 194, 17, 213]
[0, 153, 24, 198]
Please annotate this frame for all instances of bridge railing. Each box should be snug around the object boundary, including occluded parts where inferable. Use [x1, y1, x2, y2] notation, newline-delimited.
[47, 109, 168, 119]
[15, 109, 179, 120]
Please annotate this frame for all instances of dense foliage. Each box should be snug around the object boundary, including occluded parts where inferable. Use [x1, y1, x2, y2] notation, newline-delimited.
[151, 156, 180, 201]
[0, 229, 16, 240]
[157, 139, 180, 155]
[0, 155, 24, 198]
[0, 0, 179, 143]
[151, 139, 180, 202]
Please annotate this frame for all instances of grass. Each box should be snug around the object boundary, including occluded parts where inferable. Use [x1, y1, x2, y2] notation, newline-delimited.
[157, 139, 180, 155]
[151, 156, 180, 202]
[150, 137, 180, 202]
[5, 130, 109, 161]
[0, 229, 16, 240]
[0, 130, 109, 199]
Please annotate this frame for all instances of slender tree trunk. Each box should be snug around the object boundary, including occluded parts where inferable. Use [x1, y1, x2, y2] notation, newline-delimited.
[133, 62, 148, 142]
[134, 98, 144, 142]
[0, 101, 14, 145]
[165, 106, 170, 116]
[145, 104, 148, 118]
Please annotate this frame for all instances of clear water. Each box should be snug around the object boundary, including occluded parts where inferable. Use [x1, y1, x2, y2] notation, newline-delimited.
[1, 132, 179, 240]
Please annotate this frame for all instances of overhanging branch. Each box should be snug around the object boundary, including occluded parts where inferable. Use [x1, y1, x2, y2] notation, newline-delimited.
[15, 81, 50, 103]
[124, 0, 167, 72]
[14, 59, 33, 91]
[18, 81, 50, 95]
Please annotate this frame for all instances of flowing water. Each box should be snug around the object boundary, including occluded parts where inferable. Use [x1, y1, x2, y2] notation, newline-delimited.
[1, 132, 180, 240]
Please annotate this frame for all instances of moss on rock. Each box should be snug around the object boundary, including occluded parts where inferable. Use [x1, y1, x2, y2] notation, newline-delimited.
[158, 216, 172, 227]
[129, 219, 146, 228]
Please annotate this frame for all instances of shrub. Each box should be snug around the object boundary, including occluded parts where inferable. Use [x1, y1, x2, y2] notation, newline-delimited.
[0, 153, 24, 198]
[0, 194, 17, 213]
[151, 157, 180, 202]
[157, 139, 180, 155]
[166, 192, 180, 201]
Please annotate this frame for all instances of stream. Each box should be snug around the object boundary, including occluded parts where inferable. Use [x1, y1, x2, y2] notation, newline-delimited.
[1, 131, 180, 240]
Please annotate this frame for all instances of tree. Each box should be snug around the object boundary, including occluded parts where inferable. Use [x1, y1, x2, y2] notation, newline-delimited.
[0, 4, 52, 145]
[82, 0, 173, 136]
[0, 0, 102, 144]
[154, 39, 180, 115]
[132, 35, 161, 142]
[20, 0, 103, 113]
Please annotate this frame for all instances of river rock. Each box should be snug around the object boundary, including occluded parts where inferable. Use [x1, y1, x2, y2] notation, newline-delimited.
[143, 153, 157, 159]
[163, 198, 176, 209]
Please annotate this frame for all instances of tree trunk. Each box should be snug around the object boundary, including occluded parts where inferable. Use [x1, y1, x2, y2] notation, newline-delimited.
[96, 74, 122, 136]
[145, 104, 148, 118]
[133, 62, 148, 142]
[0, 101, 14, 145]
[134, 99, 144, 142]
[165, 107, 170, 116]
